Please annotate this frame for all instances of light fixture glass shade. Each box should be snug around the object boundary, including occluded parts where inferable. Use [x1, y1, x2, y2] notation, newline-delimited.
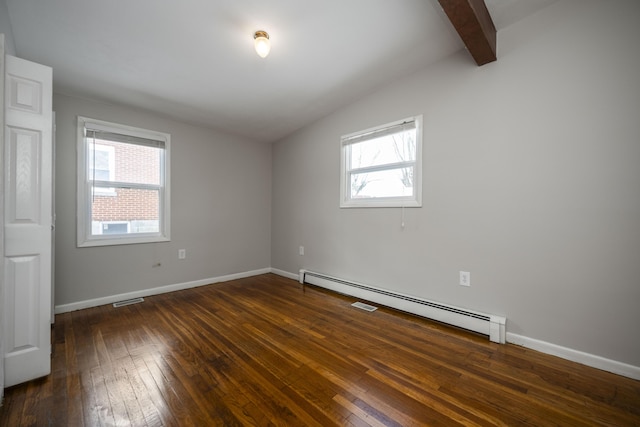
[254, 31, 270, 58]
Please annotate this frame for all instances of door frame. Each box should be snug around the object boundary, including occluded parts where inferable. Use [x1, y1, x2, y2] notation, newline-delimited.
[0, 33, 6, 401]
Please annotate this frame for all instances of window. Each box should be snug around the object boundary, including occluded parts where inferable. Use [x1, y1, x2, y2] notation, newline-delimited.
[89, 144, 115, 196]
[77, 116, 170, 247]
[340, 115, 422, 208]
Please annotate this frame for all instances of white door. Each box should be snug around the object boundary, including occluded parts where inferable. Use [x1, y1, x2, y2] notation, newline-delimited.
[3, 55, 53, 387]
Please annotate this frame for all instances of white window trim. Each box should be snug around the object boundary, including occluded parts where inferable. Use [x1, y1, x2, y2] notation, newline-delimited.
[77, 116, 171, 247]
[340, 115, 423, 208]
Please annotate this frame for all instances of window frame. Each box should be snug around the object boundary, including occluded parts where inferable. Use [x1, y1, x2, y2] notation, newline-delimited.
[77, 116, 171, 247]
[340, 115, 423, 208]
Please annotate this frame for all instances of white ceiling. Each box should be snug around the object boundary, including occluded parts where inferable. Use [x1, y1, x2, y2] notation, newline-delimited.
[5, 0, 555, 143]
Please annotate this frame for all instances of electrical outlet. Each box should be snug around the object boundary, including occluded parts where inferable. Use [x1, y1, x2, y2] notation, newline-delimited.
[299, 246, 304, 256]
[178, 249, 186, 259]
[459, 271, 471, 287]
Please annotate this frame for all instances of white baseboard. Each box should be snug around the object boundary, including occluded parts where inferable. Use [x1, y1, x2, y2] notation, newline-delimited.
[270, 268, 299, 281]
[54, 267, 271, 314]
[507, 333, 640, 380]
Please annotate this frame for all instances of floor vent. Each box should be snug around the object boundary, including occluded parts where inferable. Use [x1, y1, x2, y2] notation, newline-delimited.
[300, 269, 506, 343]
[113, 297, 144, 308]
[351, 301, 378, 312]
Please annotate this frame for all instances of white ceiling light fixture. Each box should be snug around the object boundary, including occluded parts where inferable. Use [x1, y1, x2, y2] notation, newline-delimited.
[254, 30, 270, 58]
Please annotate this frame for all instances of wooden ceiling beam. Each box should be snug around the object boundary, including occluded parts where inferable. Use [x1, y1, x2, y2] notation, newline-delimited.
[438, 0, 497, 66]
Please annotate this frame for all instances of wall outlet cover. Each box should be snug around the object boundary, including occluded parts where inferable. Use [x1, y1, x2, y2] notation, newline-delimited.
[460, 271, 471, 287]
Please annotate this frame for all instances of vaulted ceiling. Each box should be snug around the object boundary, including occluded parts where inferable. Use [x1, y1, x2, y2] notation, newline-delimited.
[5, 0, 556, 143]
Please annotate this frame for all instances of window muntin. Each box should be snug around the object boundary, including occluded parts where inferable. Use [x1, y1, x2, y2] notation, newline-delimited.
[341, 115, 422, 207]
[77, 116, 170, 247]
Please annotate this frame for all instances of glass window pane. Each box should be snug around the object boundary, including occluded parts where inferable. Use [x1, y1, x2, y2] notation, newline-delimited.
[349, 129, 416, 170]
[91, 188, 160, 235]
[350, 167, 414, 199]
[89, 144, 114, 181]
[94, 150, 110, 171]
[91, 139, 161, 185]
[93, 169, 110, 181]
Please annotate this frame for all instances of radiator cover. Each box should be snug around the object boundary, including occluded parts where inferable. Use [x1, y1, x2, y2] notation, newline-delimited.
[299, 269, 506, 343]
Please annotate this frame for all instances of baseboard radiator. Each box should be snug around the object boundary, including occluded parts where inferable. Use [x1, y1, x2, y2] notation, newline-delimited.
[299, 269, 506, 344]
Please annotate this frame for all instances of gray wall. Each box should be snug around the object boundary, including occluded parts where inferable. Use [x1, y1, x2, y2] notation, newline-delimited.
[54, 93, 272, 305]
[271, 0, 640, 366]
[0, 0, 16, 55]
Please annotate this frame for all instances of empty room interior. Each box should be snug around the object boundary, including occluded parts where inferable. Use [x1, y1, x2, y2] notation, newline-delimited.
[1, 0, 639, 425]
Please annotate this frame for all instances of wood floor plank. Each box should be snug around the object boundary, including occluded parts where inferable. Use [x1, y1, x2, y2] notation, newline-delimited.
[1, 273, 639, 426]
[20, 378, 46, 426]
[139, 353, 201, 426]
[333, 393, 394, 427]
[130, 353, 182, 426]
[89, 365, 119, 426]
[364, 366, 499, 426]
[119, 355, 164, 427]
[192, 325, 333, 425]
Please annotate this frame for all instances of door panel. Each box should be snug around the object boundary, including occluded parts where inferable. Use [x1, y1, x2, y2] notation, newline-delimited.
[3, 54, 52, 387]
[5, 255, 40, 349]
[7, 127, 41, 223]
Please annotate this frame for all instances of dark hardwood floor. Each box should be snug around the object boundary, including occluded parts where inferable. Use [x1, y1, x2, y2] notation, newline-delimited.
[1, 273, 639, 426]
